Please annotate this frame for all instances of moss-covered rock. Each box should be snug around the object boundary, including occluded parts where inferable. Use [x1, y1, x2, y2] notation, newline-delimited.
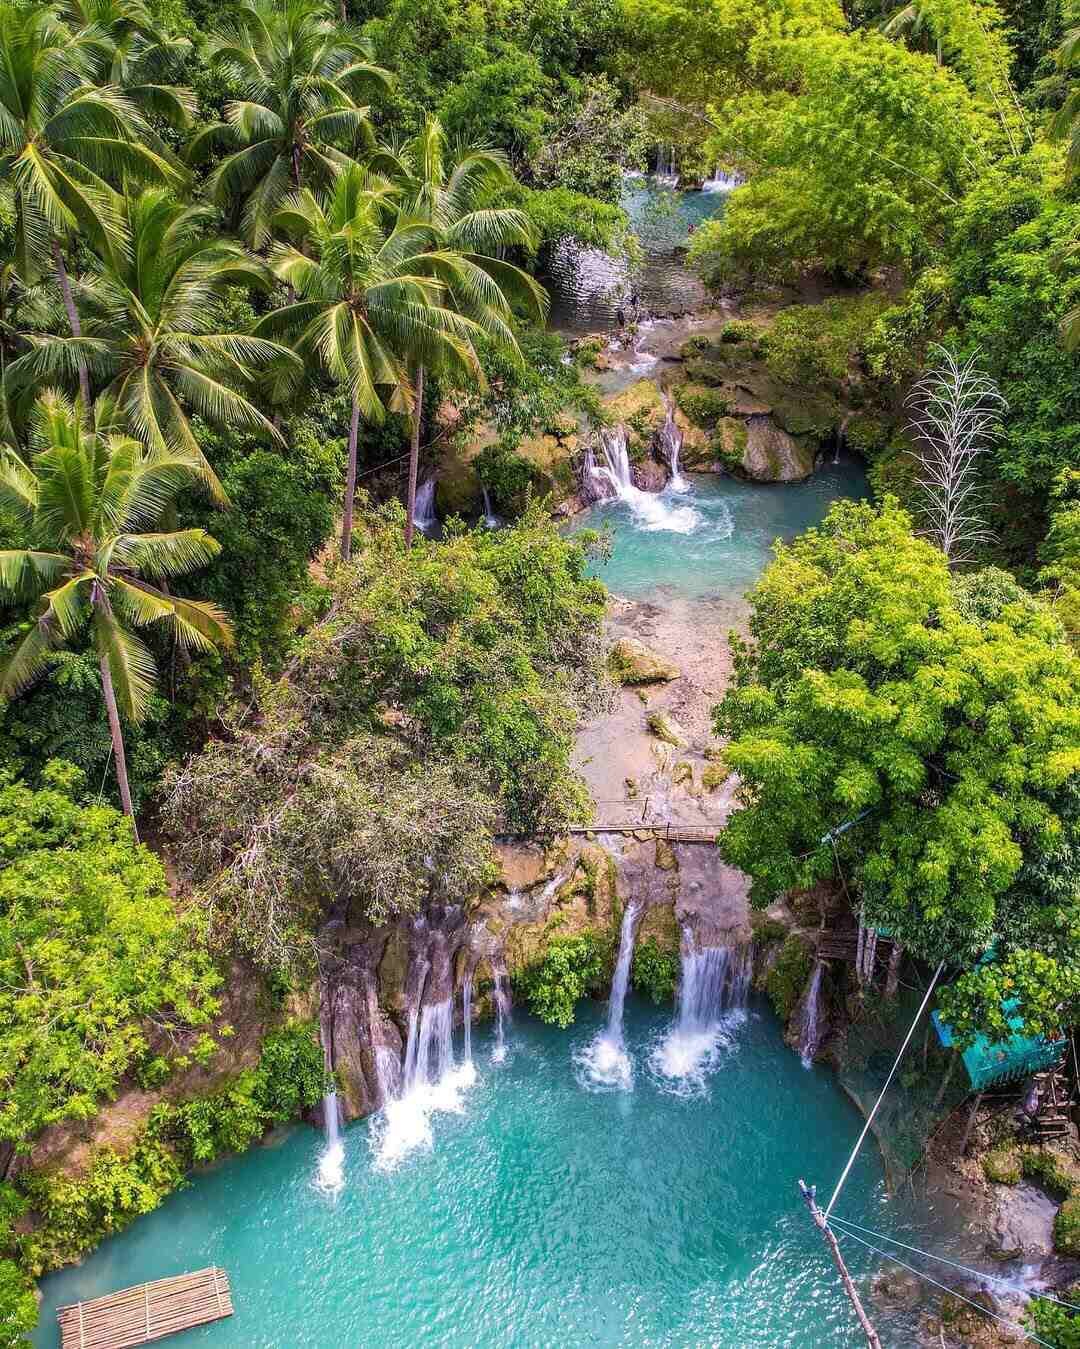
[740, 415, 816, 482]
[765, 933, 814, 1021]
[654, 838, 678, 871]
[609, 637, 680, 684]
[701, 761, 727, 792]
[984, 1148, 1022, 1185]
[646, 710, 688, 747]
[1055, 1196, 1080, 1255]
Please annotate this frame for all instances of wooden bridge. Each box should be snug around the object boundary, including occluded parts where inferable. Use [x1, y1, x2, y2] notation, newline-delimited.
[564, 821, 720, 843]
[58, 1268, 233, 1348]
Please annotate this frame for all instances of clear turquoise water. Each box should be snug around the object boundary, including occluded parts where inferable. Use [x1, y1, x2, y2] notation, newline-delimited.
[571, 456, 868, 604]
[34, 998, 928, 1348]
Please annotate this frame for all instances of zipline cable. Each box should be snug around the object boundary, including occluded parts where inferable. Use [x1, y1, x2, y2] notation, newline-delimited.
[824, 961, 945, 1219]
[829, 1214, 1080, 1315]
[832, 1225, 1058, 1347]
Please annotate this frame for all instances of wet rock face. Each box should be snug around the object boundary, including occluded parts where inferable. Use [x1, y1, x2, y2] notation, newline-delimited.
[741, 414, 816, 482]
[988, 1182, 1059, 1260]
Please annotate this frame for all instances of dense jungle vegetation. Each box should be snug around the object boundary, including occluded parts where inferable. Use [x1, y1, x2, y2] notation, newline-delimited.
[2, 0, 1080, 1334]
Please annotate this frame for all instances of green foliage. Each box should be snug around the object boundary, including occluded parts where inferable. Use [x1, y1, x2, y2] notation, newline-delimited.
[1057, 1196, 1080, 1255]
[515, 930, 609, 1026]
[163, 504, 609, 969]
[1029, 1298, 1080, 1349]
[17, 1022, 324, 1274]
[760, 295, 891, 391]
[720, 319, 757, 343]
[691, 32, 994, 282]
[0, 765, 221, 1148]
[674, 385, 730, 427]
[529, 74, 649, 200]
[474, 443, 537, 513]
[983, 1146, 1022, 1183]
[631, 937, 679, 1003]
[0, 1185, 34, 1348]
[765, 934, 814, 1020]
[716, 499, 1080, 1037]
[519, 186, 632, 256]
[440, 51, 551, 164]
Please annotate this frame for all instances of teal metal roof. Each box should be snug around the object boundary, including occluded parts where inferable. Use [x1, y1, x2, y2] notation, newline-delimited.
[933, 1001, 1066, 1091]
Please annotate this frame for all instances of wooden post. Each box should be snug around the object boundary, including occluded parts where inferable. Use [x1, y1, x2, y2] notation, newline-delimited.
[799, 1180, 883, 1349]
[959, 1091, 984, 1155]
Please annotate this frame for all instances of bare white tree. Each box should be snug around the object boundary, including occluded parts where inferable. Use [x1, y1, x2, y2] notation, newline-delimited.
[906, 344, 1006, 562]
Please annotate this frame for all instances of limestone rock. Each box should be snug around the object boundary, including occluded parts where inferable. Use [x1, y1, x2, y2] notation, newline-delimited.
[647, 710, 688, 747]
[609, 637, 680, 685]
[740, 414, 816, 482]
[654, 838, 678, 871]
[496, 841, 552, 892]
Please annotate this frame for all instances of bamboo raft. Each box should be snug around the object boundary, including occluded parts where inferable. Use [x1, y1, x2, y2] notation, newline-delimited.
[57, 1268, 233, 1348]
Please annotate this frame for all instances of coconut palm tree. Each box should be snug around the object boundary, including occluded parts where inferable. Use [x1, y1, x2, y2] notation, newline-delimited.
[9, 188, 296, 500]
[188, 0, 390, 248]
[375, 117, 547, 543]
[254, 164, 487, 560]
[1053, 27, 1080, 180]
[0, 390, 232, 831]
[0, 2, 185, 412]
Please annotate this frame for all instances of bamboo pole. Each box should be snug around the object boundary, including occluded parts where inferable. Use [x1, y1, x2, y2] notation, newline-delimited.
[798, 1182, 883, 1349]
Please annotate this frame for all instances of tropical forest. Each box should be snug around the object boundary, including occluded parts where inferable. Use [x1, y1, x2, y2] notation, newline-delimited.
[2, 0, 1080, 1340]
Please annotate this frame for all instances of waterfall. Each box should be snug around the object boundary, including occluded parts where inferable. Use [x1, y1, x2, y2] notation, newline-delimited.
[702, 165, 742, 194]
[653, 144, 679, 186]
[462, 974, 473, 1066]
[315, 1090, 345, 1195]
[652, 936, 752, 1093]
[660, 394, 689, 492]
[492, 964, 511, 1064]
[583, 427, 702, 534]
[411, 478, 438, 534]
[575, 903, 641, 1091]
[799, 962, 825, 1069]
[481, 485, 500, 529]
[374, 1046, 401, 1104]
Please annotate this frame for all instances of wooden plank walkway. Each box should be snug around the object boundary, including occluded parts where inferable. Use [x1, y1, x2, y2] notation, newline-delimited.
[564, 823, 720, 842]
[58, 1268, 233, 1348]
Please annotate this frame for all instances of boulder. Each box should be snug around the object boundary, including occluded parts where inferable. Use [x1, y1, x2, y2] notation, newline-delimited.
[646, 710, 688, 747]
[609, 637, 680, 685]
[740, 414, 816, 482]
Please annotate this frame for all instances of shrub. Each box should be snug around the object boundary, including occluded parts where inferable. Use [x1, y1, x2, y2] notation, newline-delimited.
[983, 1147, 1022, 1185]
[474, 442, 537, 513]
[765, 935, 813, 1021]
[675, 386, 731, 428]
[632, 938, 679, 1004]
[1029, 1298, 1080, 1349]
[1056, 1197, 1080, 1257]
[721, 319, 757, 344]
[514, 931, 610, 1027]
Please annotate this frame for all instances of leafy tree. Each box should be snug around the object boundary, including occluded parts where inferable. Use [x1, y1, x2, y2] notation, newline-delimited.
[189, 0, 390, 247]
[254, 165, 486, 559]
[375, 115, 546, 542]
[515, 930, 609, 1026]
[0, 392, 233, 824]
[690, 31, 994, 281]
[0, 760, 221, 1150]
[715, 498, 1080, 1036]
[0, 1, 184, 410]
[10, 189, 290, 495]
[438, 51, 551, 166]
[528, 75, 649, 202]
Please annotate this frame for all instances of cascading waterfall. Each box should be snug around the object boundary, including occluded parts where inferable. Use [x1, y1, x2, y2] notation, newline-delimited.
[583, 427, 701, 534]
[462, 973, 474, 1066]
[374, 1046, 402, 1103]
[575, 903, 640, 1091]
[660, 394, 689, 492]
[653, 144, 679, 186]
[652, 935, 753, 1093]
[492, 964, 511, 1064]
[481, 485, 501, 529]
[411, 478, 438, 534]
[799, 962, 825, 1069]
[701, 165, 742, 194]
[315, 1089, 345, 1196]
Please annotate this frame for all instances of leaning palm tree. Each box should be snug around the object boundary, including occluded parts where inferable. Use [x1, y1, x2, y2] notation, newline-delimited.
[9, 188, 296, 500]
[254, 164, 487, 559]
[0, 2, 185, 411]
[375, 118, 547, 543]
[0, 391, 232, 831]
[188, 0, 390, 248]
[1054, 26, 1080, 180]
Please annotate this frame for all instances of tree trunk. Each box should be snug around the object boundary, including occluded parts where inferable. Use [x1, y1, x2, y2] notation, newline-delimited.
[405, 364, 424, 547]
[52, 237, 91, 419]
[884, 942, 903, 999]
[99, 649, 138, 839]
[340, 391, 361, 561]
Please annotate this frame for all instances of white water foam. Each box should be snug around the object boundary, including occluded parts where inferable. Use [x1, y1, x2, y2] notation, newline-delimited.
[314, 1091, 345, 1197]
[575, 903, 639, 1092]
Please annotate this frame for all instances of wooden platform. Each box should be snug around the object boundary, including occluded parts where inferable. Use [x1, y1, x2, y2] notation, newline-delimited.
[58, 1268, 233, 1348]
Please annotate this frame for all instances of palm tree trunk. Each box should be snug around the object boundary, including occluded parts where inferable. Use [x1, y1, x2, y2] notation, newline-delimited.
[405, 364, 424, 547]
[341, 391, 361, 561]
[51, 237, 91, 419]
[98, 650, 138, 839]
